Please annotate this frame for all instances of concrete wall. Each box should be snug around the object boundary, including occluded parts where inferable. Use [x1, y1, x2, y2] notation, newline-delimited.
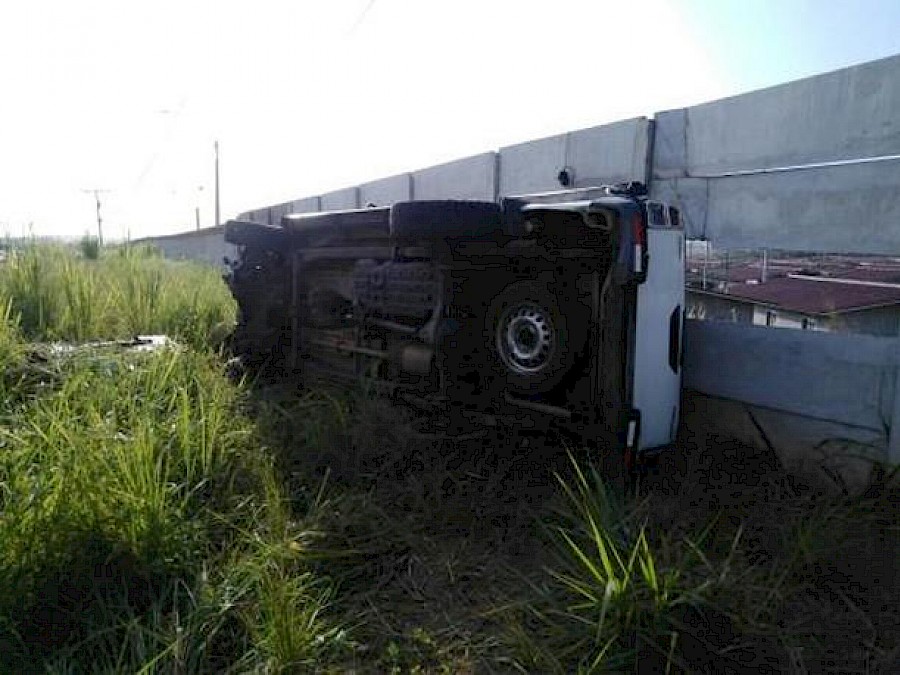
[359, 173, 412, 207]
[684, 319, 900, 477]
[651, 53, 900, 253]
[230, 53, 900, 255]
[224, 54, 900, 255]
[289, 196, 322, 214]
[499, 118, 651, 197]
[657, 161, 900, 252]
[411, 152, 497, 201]
[320, 187, 360, 211]
[684, 55, 900, 175]
[684, 319, 894, 431]
[652, 53, 900, 177]
[139, 226, 237, 269]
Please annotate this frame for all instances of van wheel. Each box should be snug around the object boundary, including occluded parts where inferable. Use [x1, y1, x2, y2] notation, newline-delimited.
[486, 280, 585, 395]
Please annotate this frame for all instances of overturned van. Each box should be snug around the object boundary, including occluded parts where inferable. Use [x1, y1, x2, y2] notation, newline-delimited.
[224, 183, 684, 477]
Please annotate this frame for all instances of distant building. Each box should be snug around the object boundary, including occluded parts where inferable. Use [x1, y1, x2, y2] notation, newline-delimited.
[686, 250, 900, 336]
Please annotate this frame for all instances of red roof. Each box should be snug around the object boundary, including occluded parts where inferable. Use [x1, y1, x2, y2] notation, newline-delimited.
[721, 277, 900, 315]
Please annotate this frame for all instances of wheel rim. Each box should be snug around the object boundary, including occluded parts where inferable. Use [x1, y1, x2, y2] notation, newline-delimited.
[496, 302, 555, 375]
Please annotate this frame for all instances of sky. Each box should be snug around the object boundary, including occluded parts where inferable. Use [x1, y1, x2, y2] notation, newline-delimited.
[1, 0, 900, 240]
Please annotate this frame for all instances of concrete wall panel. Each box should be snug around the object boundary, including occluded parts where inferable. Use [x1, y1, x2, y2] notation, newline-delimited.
[412, 152, 497, 201]
[702, 160, 900, 253]
[566, 118, 651, 186]
[683, 319, 894, 433]
[678, 53, 900, 175]
[142, 228, 236, 269]
[498, 134, 567, 197]
[652, 108, 688, 179]
[320, 187, 360, 211]
[290, 196, 322, 213]
[359, 174, 412, 207]
[499, 118, 651, 197]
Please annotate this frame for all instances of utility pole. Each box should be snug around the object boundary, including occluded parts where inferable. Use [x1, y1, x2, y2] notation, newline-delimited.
[702, 240, 709, 290]
[81, 189, 109, 245]
[196, 185, 204, 231]
[214, 140, 221, 228]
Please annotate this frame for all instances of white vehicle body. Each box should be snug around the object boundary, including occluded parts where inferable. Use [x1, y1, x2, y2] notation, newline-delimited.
[632, 217, 685, 452]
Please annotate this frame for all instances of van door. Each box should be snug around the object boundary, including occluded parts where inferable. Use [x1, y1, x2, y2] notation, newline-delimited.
[632, 207, 684, 452]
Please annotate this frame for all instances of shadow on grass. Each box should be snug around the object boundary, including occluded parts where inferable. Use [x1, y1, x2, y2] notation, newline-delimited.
[240, 381, 900, 673]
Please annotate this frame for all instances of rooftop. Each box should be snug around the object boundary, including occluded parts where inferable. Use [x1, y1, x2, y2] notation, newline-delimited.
[687, 252, 900, 315]
[720, 277, 900, 315]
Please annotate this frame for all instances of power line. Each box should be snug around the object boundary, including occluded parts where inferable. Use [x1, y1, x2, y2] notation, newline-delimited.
[346, 0, 376, 35]
[133, 98, 188, 191]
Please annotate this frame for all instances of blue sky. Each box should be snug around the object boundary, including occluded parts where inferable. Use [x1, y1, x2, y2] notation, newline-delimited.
[1, 0, 899, 239]
[681, 0, 900, 92]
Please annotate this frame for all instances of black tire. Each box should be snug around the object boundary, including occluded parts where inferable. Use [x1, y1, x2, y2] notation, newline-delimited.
[485, 280, 587, 395]
[390, 200, 502, 240]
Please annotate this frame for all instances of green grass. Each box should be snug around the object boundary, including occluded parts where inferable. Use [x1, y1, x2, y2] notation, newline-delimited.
[0, 243, 897, 673]
[0, 345, 346, 672]
[0, 242, 235, 349]
[0, 244, 346, 672]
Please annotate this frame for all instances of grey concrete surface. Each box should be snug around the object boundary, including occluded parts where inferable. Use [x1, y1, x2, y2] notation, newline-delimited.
[229, 53, 900, 255]
[289, 196, 322, 214]
[138, 226, 237, 269]
[683, 318, 894, 432]
[651, 108, 688, 179]
[671, 53, 900, 176]
[498, 133, 567, 197]
[320, 187, 360, 211]
[359, 173, 412, 207]
[567, 118, 651, 186]
[650, 54, 900, 250]
[652, 158, 900, 251]
[411, 152, 497, 201]
[703, 160, 900, 252]
[683, 318, 900, 467]
[498, 118, 651, 197]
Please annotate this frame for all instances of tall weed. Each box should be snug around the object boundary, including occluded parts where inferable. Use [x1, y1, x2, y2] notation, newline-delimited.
[0, 349, 342, 671]
[0, 243, 235, 349]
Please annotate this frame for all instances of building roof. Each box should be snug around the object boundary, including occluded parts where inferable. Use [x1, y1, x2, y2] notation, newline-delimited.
[695, 276, 900, 316]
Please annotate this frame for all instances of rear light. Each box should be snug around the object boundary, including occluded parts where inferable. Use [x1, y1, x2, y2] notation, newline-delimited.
[632, 211, 646, 275]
